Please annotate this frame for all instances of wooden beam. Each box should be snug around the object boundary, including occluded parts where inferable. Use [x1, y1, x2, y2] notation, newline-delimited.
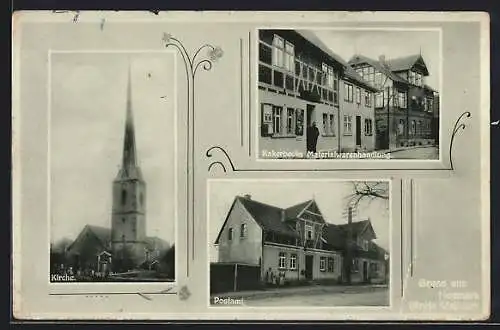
[303, 209, 323, 217]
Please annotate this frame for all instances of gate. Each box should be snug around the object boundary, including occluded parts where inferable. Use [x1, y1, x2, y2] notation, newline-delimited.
[210, 262, 262, 294]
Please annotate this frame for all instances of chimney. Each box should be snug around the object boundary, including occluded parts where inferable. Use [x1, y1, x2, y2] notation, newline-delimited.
[243, 194, 251, 200]
[378, 55, 386, 64]
[348, 206, 353, 224]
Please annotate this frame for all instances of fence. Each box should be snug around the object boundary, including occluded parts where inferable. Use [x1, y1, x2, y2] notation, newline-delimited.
[210, 262, 262, 294]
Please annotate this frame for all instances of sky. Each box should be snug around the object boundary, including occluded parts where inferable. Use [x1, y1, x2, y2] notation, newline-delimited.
[50, 52, 176, 244]
[208, 180, 390, 262]
[312, 29, 440, 90]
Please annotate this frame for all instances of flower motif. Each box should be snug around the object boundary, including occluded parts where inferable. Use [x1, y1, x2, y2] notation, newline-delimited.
[207, 46, 224, 62]
[162, 32, 173, 44]
[178, 285, 191, 300]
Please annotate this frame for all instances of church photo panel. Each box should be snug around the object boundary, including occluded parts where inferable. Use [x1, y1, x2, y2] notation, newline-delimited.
[48, 51, 177, 283]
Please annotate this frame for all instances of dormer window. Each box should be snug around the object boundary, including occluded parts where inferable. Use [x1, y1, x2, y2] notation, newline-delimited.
[272, 35, 284, 67]
[305, 224, 313, 240]
[284, 41, 295, 72]
[271, 34, 295, 72]
[409, 70, 423, 86]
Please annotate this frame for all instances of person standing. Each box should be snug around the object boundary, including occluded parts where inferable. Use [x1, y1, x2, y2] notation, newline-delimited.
[306, 121, 320, 153]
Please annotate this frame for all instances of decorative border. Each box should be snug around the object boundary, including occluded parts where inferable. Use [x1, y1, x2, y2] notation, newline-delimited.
[162, 33, 223, 279]
[206, 112, 471, 173]
[248, 31, 253, 157]
[400, 180, 404, 298]
[400, 178, 416, 298]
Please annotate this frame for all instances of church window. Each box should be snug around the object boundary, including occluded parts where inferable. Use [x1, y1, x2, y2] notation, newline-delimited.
[140, 192, 144, 206]
[121, 189, 127, 205]
[122, 217, 125, 223]
[122, 234, 125, 241]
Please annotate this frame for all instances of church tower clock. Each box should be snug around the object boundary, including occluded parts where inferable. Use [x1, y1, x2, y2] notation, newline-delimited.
[111, 66, 147, 271]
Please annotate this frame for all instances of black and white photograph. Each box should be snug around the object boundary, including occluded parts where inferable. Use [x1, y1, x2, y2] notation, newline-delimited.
[209, 180, 390, 307]
[13, 11, 488, 320]
[257, 29, 440, 160]
[49, 52, 176, 283]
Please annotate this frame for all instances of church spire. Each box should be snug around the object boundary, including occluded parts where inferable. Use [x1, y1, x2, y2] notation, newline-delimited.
[119, 64, 142, 180]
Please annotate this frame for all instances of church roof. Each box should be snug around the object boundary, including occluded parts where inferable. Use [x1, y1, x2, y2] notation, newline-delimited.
[145, 236, 170, 252]
[66, 224, 170, 254]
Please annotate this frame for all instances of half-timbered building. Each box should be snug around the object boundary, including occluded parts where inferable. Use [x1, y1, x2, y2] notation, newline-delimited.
[214, 195, 389, 286]
[258, 30, 378, 156]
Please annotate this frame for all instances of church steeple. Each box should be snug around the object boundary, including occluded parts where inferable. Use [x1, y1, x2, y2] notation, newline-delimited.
[111, 63, 147, 271]
[118, 65, 143, 180]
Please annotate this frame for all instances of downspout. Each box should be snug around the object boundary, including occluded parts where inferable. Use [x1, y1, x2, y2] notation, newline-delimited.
[406, 89, 410, 142]
[337, 70, 342, 152]
[261, 230, 265, 283]
[337, 104, 341, 152]
[295, 231, 300, 282]
[386, 86, 390, 150]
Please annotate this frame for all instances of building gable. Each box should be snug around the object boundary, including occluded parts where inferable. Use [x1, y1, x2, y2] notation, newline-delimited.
[214, 198, 240, 245]
[357, 220, 377, 241]
[214, 197, 267, 245]
[215, 197, 265, 265]
[297, 199, 327, 224]
[284, 200, 312, 220]
[386, 54, 429, 76]
[66, 225, 110, 259]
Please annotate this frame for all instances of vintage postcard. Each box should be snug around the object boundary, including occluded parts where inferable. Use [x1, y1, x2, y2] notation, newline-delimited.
[12, 11, 489, 321]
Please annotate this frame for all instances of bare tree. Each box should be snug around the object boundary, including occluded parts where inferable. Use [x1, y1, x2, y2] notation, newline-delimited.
[340, 181, 389, 285]
[345, 181, 389, 210]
